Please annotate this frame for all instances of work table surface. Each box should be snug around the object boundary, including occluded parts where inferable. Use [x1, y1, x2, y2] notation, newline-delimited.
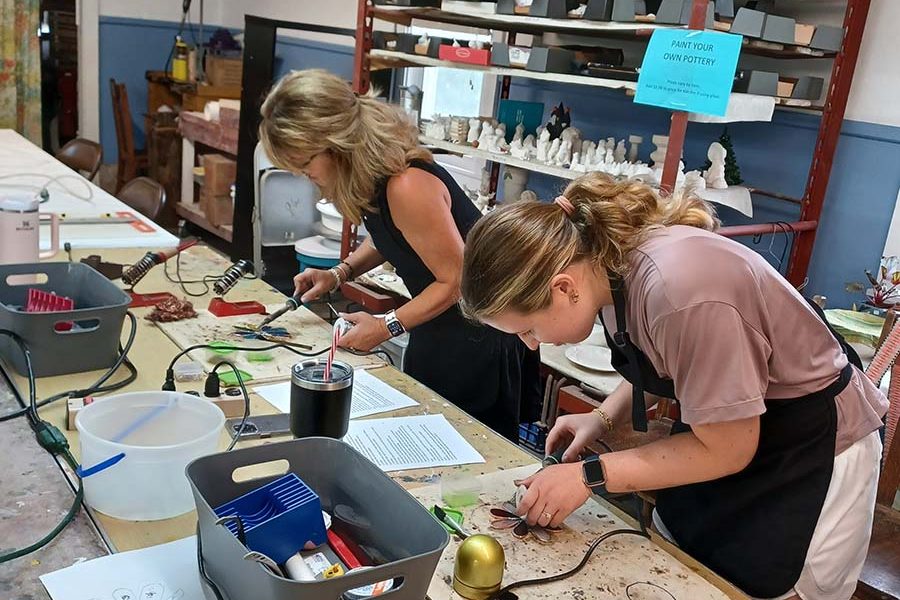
[0, 245, 745, 599]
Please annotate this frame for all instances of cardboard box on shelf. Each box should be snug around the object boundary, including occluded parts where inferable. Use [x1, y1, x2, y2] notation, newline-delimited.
[201, 153, 237, 196]
[200, 188, 234, 228]
[206, 55, 243, 87]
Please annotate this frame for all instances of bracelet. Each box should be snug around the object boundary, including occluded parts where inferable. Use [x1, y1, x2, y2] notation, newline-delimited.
[338, 260, 355, 279]
[328, 267, 345, 292]
[334, 263, 351, 283]
[592, 407, 614, 433]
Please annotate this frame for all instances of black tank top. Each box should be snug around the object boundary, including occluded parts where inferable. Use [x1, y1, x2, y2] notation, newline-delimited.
[363, 159, 481, 300]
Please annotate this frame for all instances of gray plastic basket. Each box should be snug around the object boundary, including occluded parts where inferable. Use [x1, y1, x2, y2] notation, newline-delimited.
[186, 437, 450, 600]
[0, 262, 130, 377]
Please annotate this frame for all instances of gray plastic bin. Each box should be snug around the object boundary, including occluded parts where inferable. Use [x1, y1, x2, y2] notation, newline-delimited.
[0, 262, 130, 377]
[187, 438, 450, 600]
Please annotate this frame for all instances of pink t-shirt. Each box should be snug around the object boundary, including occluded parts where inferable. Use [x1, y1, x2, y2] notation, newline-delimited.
[600, 225, 887, 454]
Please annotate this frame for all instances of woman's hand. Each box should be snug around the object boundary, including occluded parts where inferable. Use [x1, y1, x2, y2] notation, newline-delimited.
[293, 268, 337, 303]
[545, 411, 609, 463]
[337, 312, 390, 352]
[515, 463, 591, 529]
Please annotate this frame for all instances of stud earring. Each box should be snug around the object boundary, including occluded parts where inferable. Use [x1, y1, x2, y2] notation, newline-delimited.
[570, 291, 580, 304]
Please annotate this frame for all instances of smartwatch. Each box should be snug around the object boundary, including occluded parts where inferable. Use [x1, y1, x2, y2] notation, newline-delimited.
[581, 456, 608, 496]
[383, 310, 406, 338]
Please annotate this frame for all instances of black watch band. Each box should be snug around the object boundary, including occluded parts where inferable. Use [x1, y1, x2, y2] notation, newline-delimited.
[581, 456, 607, 496]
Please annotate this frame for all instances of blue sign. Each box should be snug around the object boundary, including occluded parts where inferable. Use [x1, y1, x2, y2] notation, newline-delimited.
[635, 29, 743, 117]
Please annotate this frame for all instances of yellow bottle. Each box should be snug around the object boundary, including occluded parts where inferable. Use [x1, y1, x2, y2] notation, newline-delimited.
[171, 36, 190, 82]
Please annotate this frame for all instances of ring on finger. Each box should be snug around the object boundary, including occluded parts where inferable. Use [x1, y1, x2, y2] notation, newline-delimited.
[539, 510, 553, 525]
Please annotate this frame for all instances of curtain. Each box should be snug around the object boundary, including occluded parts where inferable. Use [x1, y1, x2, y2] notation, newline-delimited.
[0, 0, 41, 144]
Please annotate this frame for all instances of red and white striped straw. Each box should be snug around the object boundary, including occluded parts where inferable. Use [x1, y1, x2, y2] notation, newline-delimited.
[324, 323, 341, 381]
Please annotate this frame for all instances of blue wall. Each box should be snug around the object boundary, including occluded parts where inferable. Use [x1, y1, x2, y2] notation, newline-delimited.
[98, 17, 187, 163]
[98, 18, 900, 308]
[97, 16, 355, 163]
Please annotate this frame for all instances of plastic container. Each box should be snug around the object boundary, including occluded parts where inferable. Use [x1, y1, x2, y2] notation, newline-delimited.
[0, 262, 130, 376]
[174, 361, 205, 382]
[294, 235, 340, 274]
[76, 391, 225, 521]
[187, 438, 449, 600]
[205, 340, 238, 362]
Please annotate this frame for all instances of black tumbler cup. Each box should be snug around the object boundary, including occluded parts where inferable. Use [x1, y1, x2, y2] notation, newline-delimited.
[290, 358, 354, 439]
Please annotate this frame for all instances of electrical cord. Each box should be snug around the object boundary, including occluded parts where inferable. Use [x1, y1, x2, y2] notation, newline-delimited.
[163, 251, 257, 297]
[0, 448, 84, 564]
[0, 330, 39, 425]
[197, 524, 225, 600]
[486, 527, 651, 599]
[344, 347, 395, 366]
[626, 581, 677, 599]
[0, 172, 94, 203]
[0, 311, 139, 423]
[0, 333, 84, 564]
[162, 341, 392, 391]
[210, 360, 251, 452]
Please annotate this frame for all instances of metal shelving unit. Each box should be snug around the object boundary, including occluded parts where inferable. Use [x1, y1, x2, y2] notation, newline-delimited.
[346, 0, 871, 290]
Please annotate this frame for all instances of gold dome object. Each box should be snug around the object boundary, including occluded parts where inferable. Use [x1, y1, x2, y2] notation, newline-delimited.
[452, 534, 505, 600]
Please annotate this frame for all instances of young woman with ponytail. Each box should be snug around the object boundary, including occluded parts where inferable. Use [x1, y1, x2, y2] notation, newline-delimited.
[258, 69, 539, 440]
[461, 173, 886, 600]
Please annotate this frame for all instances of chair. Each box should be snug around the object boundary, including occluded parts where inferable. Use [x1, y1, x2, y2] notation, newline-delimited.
[109, 78, 148, 193]
[118, 177, 166, 222]
[56, 138, 103, 181]
[856, 313, 900, 599]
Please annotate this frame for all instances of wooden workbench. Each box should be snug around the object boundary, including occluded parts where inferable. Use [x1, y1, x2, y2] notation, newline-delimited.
[1, 244, 746, 599]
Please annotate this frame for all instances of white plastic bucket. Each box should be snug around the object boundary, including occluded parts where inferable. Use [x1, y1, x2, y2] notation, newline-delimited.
[75, 391, 225, 521]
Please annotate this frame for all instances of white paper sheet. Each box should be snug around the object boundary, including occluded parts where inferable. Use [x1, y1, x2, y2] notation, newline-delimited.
[253, 369, 419, 418]
[342, 414, 485, 472]
[40, 536, 204, 600]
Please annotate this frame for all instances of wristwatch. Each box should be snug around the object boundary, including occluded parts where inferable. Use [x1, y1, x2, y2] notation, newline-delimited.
[581, 456, 608, 496]
[383, 310, 406, 338]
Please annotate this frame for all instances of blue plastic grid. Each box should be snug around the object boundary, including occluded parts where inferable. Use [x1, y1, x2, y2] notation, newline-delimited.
[213, 473, 327, 564]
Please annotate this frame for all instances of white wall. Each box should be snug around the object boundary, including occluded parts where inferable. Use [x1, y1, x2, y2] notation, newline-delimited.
[78, 0, 100, 141]
[845, 0, 900, 128]
[98, 0, 216, 23]
[218, 0, 359, 45]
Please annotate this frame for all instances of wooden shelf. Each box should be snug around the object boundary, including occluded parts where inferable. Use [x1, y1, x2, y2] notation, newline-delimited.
[373, 5, 835, 60]
[371, 49, 638, 92]
[176, 202, 233, 242]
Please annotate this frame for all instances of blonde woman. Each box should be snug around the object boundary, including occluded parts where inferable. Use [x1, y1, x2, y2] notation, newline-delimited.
[259, 69, 539, 439]
[460, 173, 886, 600]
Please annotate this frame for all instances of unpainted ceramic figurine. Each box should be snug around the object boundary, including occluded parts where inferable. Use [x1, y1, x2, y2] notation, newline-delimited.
[650, 134, 669, 167]
[477, 121, 494, 149]
[614, 140, 627, 163]
[512, 123, 525, 144]
[704, 142, 728, 189]
[467, 118, 481, 144]
[547, 138, 561, 164]
[628, 134, 643, 163]
[536, 128, 552, 162]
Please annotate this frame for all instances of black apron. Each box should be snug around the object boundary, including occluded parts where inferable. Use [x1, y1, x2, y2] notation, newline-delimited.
[603, 273, 857, 598]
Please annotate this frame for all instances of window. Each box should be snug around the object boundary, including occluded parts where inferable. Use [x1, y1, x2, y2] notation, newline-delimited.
[403, 26, 497, 192]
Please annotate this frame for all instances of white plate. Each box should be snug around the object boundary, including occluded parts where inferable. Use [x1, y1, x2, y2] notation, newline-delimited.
[565, 345, 615, 372]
